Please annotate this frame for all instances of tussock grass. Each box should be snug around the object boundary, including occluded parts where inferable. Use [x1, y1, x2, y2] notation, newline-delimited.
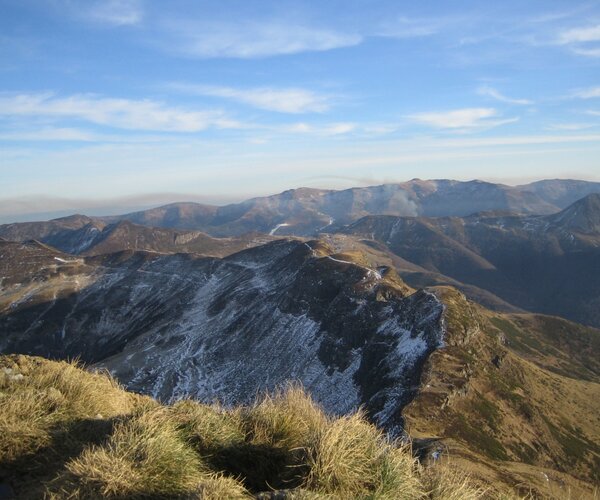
[172, 399, 245, 453]
[1, 354, 497, 499]
[0, 354, 144, 463]
[48, 408, 245, 499]
[242, 384, 328, 450]
[422, 464, 488, 499]
[305, 411, 422, 499]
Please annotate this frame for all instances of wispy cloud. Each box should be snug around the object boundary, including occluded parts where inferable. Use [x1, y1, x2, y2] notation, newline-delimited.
[407, 108, 518, 130]
[586, 110, 600, 116]
[557, 23, 600, 57]
[168, 83, 332, 113]
[572, 47, 600, 57]
[377, 16, 440, 38]
[159, 21, 361, 59]
[477, 85, 532, 105]
[85, 0, 143, 26]
[558, 24, 600, 44]
[571, 86, 600, 99]
[285, 122, 357, 136]
[0, 127, 100, 142]
[0, 92, 240, 132]
[544, 123, 596, 131]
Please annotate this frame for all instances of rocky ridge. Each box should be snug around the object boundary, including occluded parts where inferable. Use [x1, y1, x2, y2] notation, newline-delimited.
[0, 238, 445, 434]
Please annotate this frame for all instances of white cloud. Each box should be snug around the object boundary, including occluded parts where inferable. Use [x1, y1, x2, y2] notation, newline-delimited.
[477, 86, 532, 105]
[572, 47, 600, 57]
[86, 0, 143, 26]
[430, 133, 600, 148]
[586, 110, 600, 116]
[160, 21, 361, 59]
[558, 24, 600, 44]
[323, 123, 357, 135]
[0, 92, 239, 132]
[362, 124, 399, 135]
[571, 86, 600, 99]
[285, 122, 357, 136]
[168, 84, 331, 113]
[545, 123, 596, 131]
[557, 24, 600, 57]
[0, 127, 100, 141]
[377, 17, 439, 38]
[407, 108, 517, 130]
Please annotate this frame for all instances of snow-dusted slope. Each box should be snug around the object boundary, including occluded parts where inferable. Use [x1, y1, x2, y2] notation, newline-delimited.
[0, 239, 445, 432]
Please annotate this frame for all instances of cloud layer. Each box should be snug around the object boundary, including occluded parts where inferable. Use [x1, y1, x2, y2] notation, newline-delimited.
[0, 92, 237, 132]
[407, 108, 518, 130]
[161, 21, 361, 59]
[168, 84, 332, 113]
[477, 86, 532, 105]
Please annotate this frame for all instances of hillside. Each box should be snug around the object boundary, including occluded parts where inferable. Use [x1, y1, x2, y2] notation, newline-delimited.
[0, 238, 442, 433]
[403, 288, 600, 498]
[0, 219, 275, 257]
[518, 179, 600, 208]
[341, 194, 600, 328]
[0, 354, 487, 499]
[1, 301, 599, 498]
[1, 238, 599, 497]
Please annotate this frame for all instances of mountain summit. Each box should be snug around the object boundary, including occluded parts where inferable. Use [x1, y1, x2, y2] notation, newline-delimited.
[547, 193, 600, 234]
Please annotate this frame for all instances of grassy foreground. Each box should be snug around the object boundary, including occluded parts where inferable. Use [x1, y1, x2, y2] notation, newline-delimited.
[0, 354, 498, 499]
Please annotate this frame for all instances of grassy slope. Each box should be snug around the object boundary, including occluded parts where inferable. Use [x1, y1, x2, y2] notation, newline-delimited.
[0, 354, 490, 500]
[403, 287, 600, 499]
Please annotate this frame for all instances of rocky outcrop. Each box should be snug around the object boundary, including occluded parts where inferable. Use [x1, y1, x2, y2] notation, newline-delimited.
[0, 239, 445, 433]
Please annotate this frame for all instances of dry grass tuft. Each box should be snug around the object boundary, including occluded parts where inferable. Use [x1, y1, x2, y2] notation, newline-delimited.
[48, 409, 212, 498]
[0, 354, 144, 463]
[305, 411, 423, 498]
[0, 355, 504, 499]
[422, 463, 488, 499]
[172, 399, 245, 455]
[242, 384, 328, 450]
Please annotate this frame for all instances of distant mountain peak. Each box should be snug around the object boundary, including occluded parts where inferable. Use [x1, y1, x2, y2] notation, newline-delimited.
[549, 193, 600, 233]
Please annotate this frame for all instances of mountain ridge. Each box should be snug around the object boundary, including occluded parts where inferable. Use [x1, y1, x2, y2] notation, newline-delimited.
[0, 237, 444, 435]
[3, 178, 599, 239]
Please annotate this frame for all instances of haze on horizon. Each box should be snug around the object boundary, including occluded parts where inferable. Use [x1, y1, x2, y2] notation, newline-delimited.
[1, 0, 600, 221]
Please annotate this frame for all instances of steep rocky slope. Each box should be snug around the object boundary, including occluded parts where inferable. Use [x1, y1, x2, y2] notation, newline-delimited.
[0, 238, 444, 433]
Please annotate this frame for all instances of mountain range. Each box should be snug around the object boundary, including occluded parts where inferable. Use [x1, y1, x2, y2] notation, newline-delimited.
[342, 193, 600, 328]
[2, 179, 598, 327]
[1, 178, 600, 496]
[1, 237, 599, 496]
[104, 178, 598, 236]
[3, 179, 600, 240]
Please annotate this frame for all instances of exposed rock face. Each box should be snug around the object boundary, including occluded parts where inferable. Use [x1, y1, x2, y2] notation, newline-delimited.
[0, 239, 445, 433]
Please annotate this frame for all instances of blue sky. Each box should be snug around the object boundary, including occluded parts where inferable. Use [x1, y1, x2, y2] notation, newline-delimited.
[1, 0, 600, 220]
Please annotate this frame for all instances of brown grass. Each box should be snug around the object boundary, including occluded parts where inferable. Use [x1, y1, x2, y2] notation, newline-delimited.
[0, 354, 509, 499]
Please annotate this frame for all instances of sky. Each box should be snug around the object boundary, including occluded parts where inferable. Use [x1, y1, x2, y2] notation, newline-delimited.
[1, 0, 600, 221]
